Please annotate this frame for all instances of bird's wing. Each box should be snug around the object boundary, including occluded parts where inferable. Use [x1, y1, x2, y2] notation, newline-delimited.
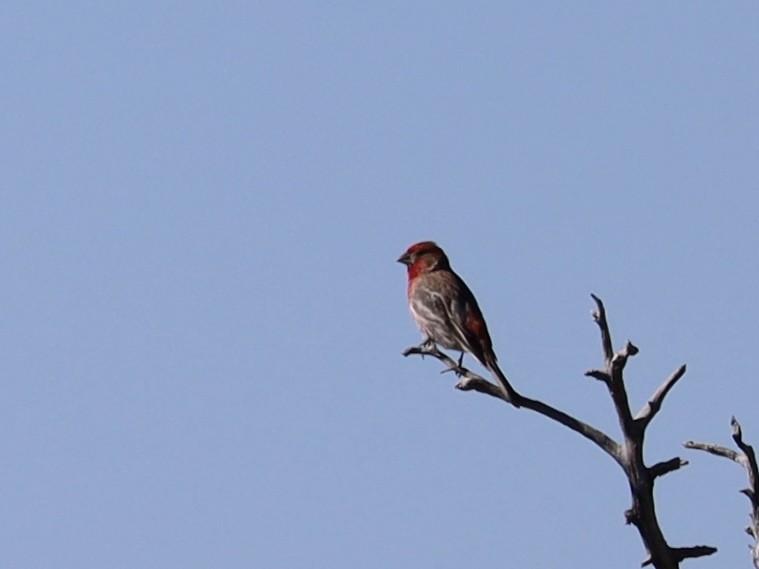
[435, 272, 490, 366]
[446, 292, 489, 366]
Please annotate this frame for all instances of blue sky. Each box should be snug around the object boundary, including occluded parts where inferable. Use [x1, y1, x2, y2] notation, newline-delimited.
[2, 2, 758, 567]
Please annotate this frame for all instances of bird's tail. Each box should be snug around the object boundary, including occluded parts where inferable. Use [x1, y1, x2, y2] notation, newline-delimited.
[486, 356, 521, 408]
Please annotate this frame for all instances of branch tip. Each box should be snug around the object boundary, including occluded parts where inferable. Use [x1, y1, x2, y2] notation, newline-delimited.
[635, 364, 688, 426]
[588, 294, 614, 364]
[585, 369, 610, 382]
[650, 457, 688, 478]
[624, 341, 639, 357]
[732, 416, 743, 441]
[671, 545, 718, 562]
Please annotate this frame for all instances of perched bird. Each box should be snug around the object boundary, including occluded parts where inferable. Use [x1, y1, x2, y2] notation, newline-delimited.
[397, 241, 519, 405]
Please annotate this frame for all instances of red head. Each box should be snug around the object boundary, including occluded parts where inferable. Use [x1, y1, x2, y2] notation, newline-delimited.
[397, 241, 451, 280]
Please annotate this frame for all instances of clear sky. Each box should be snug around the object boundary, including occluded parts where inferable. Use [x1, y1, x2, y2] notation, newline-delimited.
[2, 2, 758, 568]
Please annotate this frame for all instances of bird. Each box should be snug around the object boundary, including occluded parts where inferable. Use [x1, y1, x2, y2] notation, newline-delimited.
[397, 240, 520, 405]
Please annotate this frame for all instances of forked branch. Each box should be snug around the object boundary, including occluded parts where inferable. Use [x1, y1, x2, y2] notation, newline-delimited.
[685, 418, 759, 568]
[402, 294, 714, 568]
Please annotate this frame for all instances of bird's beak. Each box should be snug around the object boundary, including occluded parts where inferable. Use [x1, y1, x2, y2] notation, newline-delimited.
[397, 252, 411, 266]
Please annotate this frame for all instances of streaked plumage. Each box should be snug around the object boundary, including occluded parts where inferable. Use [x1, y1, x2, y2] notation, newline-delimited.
[398, 241, 519, 405]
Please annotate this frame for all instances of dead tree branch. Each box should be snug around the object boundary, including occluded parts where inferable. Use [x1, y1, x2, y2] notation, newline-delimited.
[402, 294, 715, 568]
[685, 418, 759, 568]
[403, 341, 623, 466]
[636, 365, 688, 428]
[587, 294, 712, 568]
[650, 457, 689, 480]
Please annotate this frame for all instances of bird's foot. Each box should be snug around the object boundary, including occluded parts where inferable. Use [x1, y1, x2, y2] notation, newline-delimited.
[440, 362, 466, 378]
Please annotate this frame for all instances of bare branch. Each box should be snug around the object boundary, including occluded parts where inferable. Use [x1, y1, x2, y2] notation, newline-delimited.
[683, 440, 742, 463]
[642, 546, 717, 567]
[456, 375, 505, 400]
[602, 344, 639, 438]
[456, 378, 623, 465]
[618, 340, 640, 360]
[402, 343, 484, 385]
[586, 297, 699, 568]
[636, 365, 688, 427]
[402, 343, 444, 360]
[403, 294, 702, 569]
[610, 341, 639, 382]
[518, 394, 623, 466]
[650, 457, 688, 479]
[732, 417, 759, 486]
[685, 418, 759, 568]
[404, 343, 623, 465]
[671, 546, 718, 562]
[585, 369, 611, 384]
[590, 293, 614, 364]
[403, 343, 522, 406]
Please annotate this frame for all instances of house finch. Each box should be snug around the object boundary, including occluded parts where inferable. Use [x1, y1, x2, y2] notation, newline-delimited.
[398, 241, 520, 405]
